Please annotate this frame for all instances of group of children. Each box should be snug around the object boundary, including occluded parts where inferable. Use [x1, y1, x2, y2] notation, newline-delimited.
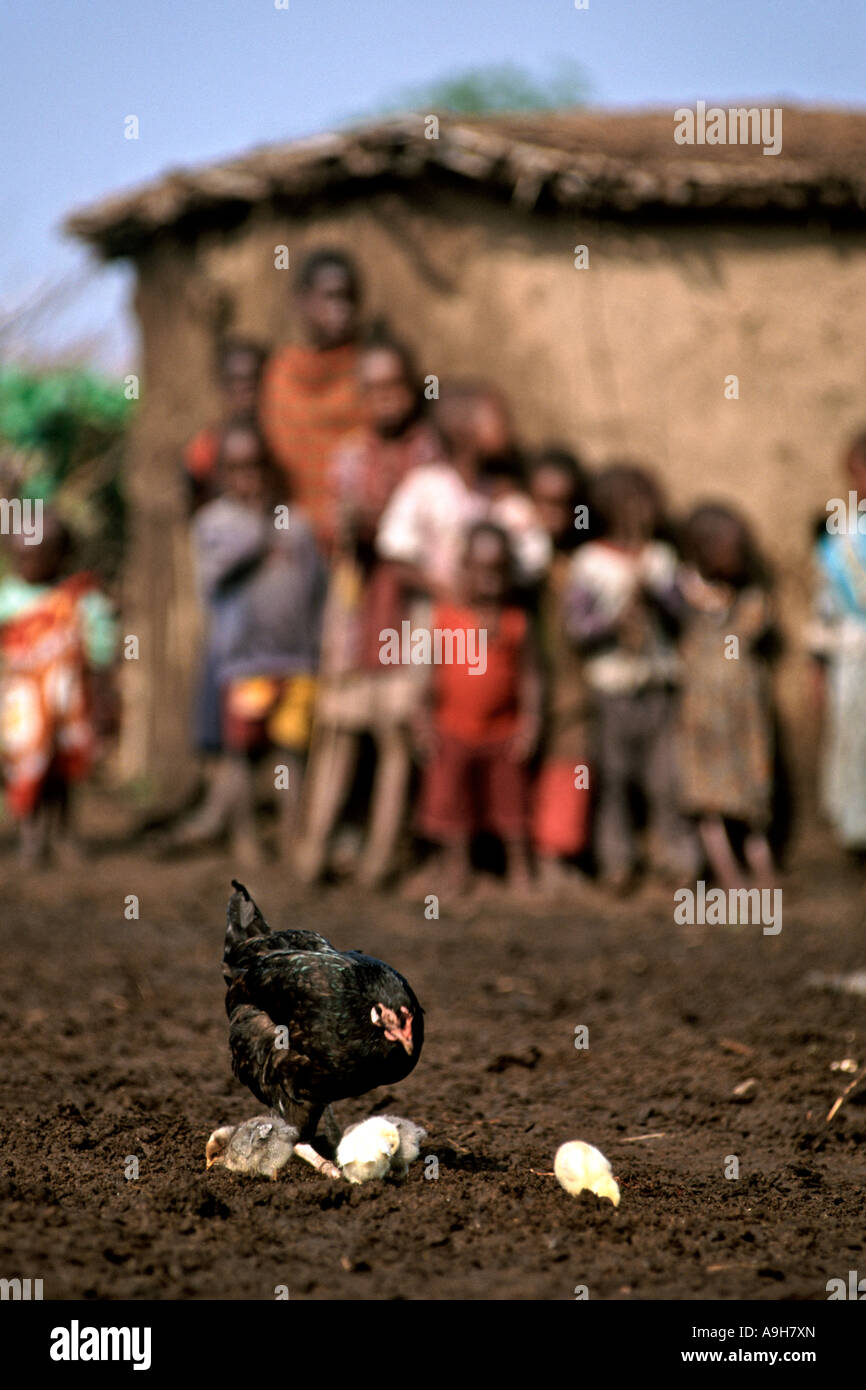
[2, 246, 865, 894]
[160, 248, 860, 899]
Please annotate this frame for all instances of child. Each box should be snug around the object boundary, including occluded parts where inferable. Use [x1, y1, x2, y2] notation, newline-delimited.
[295, 330, 439, 886]
[565, 463, 695, 891]
[0, 512, 116, 865]
[528, 449, 592, 893]
[676, 503, 776, 889]
[329, 328, 439, 556]
[181, 339, 268, 836]
[468, 389, 552, 586]
[414, 522, 542, 898]
[187, 421, 325, 863]
[810, 431, 866, 859]
[376, 381, 550, 598]
[259, 248, 365, 545]
[182, 338, 267, 512]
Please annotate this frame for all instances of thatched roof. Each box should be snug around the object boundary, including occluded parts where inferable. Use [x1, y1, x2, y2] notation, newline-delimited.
[67, 107, 866, 258]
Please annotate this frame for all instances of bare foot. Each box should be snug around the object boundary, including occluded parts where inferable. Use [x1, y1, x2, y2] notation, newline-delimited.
[400, 861, 439, 902]
[293, 837, 328, 885]
[53, 834, 87, 870]
[537, 858, 594, 906]
[402, 849, 471, 904]
[231, 829, 267, 870]
[601, 866, 636, 898]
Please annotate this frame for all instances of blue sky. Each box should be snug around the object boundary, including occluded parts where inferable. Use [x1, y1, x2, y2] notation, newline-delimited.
[1, 0, 863, 369]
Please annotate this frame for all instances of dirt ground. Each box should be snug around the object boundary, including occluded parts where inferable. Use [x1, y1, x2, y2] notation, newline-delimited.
[1, 826, 864, 1302]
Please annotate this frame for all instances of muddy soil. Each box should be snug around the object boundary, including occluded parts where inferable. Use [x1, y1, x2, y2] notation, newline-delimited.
[1, 835, 864, 1301]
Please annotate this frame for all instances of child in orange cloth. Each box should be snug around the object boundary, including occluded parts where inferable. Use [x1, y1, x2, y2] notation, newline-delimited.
[0, 512, 117, 865]
[414, 522, 542, 897]
[259, 249, 365, 546]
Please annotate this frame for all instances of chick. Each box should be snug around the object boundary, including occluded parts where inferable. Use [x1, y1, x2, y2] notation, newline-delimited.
[554, 1141, 620, 1206]
[206, 1115, 298, 1180]
[336, 1114, 427, 1182]
[376, 1115, 427, 1177]
[336, 1117, 401, 1183]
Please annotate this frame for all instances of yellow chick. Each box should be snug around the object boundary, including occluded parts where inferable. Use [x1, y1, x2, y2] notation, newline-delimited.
[377, 1115, 427, 1177]
[337, 1117, 401, 1183]
[554, 1141, 620, 1206]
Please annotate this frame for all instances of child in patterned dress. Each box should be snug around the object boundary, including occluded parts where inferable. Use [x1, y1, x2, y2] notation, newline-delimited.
[0, 513, 116, 866]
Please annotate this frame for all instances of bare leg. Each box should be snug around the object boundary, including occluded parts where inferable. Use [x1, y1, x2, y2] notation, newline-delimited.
[321, 1105, 343, 1153]
[405, 840, 472, 901]
[48, 781, 85, 867]
[273, 748, 305, 860]
[357, 726, 412, 887]
[595, 695, 636, 886]
[295, 726, 359, 883]
[536, 854, 592, 901]
[504, 837, 533, 893]
[743, 831, 775, 888]
[170, 756, 236, 846]
[293, 1142, 342, 1179]
[441, 838, 473, 897]
[644, 691, 699, 881]
[537, 854, 566, 894]
[18, 810, 47, 869]
[226, 755, 265, 868]
[698, 816, 742, 891]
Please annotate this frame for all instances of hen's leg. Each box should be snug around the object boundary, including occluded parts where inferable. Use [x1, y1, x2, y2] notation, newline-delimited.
[293, 1143, 342, 1179]
[321, 1105, 343, 1153]
[279, 1105, 343, 1178]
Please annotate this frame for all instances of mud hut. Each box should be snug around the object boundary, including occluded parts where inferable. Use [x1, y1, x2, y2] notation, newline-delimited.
[67, 107, 866, 804]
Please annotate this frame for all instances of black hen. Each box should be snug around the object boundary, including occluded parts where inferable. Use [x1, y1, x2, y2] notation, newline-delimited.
[222, 881, 424, 1177]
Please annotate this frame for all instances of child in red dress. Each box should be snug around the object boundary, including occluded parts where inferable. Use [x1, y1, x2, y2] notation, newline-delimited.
[414, 522, 542, 897]
[0, 514, 117, 865]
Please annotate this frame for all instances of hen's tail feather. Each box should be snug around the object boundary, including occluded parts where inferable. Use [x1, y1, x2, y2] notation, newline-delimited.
[224, 880, 271, 980]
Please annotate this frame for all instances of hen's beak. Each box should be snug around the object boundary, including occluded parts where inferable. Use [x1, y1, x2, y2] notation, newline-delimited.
[385, 1013, 414, 1055]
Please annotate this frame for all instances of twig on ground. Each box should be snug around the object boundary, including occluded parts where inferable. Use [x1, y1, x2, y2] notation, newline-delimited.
[826, 1062, 866, 1122]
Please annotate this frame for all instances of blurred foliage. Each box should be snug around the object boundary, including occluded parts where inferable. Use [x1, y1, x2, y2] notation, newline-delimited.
[0, 367, 134, 582]
[0, 368, 131, 484]
[373, 59, 591, 116]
